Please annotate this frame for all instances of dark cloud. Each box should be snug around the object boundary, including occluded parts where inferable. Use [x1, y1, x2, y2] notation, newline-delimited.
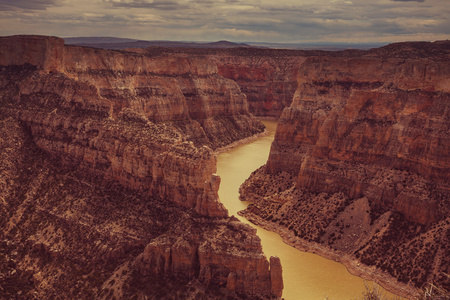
[391, 0, 425, 2]
[0, 0, 448, 43]
[0, 0, 60, 11]
[106, 0, 189, 10]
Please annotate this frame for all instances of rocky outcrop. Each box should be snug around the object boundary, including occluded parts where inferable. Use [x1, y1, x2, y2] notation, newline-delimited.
[269, 256, 283, 297]
[240, 41, 450, 293]
[19, 109, 227, 218]
[0, 120, 282, 298]
[0, 35, 281, 299]
[136, 217, 282, 298]
[266, 54, 449, 224]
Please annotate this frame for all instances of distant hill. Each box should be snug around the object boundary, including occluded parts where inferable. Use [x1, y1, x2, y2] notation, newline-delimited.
[64, 37, 390, 51]
[64, 37, 252, 50]
[64, 37, 139, 44]
[245, 41, 389, 50]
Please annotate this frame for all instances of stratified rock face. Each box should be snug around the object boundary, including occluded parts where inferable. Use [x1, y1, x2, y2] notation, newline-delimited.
[136, 218, 283, 298]
[241, 41, 450, 292]
[137, 47, 311, 119]
[0, 35, 281, 299]
[0, 35, 266, 218]
[0, 35, 264, 149]
[214, 54, 304, 118]
[0, 121, 281, 298]
[267, 54, 449, 224]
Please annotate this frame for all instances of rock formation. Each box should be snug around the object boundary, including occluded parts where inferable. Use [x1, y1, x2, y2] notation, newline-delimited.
[0, 35, 270, 217]
[240, 41, 450, 294]
[213, 53, 304, 118]
[136, 217, 282, 298]
[137, 47, 320, 118]
[0, 35, 264, 149]
[0, 35, 281, 299]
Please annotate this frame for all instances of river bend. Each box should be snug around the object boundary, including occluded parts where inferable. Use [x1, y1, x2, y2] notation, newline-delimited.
[216, 121, 396, 300]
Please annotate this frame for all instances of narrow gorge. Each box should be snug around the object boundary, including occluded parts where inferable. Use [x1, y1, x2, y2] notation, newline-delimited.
[0, 35, 449, 299]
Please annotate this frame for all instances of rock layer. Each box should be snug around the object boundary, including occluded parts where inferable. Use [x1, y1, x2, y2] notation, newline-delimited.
[267, 53, 450, 224]
[214, 53, 304, 118]
[136, 218, 282, 298]
[0, 123, 282, 298]
[0, 35, 281, 299]
[137, 47, 315, 118]
[0, 35, 267, 218]
[1, 35, 264, 149]
[241, 41, 450, 293]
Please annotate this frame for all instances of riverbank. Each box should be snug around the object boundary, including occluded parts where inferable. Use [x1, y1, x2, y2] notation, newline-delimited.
[217, 120, 402, 299]
[238, 211, 418, 299]
[214, 117, 281, 154]
[214, 129, 269, 154]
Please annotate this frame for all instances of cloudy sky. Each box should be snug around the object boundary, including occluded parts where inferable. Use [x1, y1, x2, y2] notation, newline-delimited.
[0, 0, 449, 43]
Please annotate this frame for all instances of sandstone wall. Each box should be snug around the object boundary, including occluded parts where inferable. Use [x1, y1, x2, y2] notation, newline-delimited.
[0, 35, 282, 298]
[240, 41, 450, 292]
[136, 47, 310, 118]
[0, 35, 267, 218]
[136, 218, 282, 298]
[214, 55, 305, 118]
[0, 116, 282, 298]
[267, 55, 450, 224]
[0, 35, 264, 148]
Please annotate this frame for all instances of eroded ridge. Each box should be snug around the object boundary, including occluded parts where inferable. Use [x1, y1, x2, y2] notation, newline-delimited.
[0, 35, 281, 299]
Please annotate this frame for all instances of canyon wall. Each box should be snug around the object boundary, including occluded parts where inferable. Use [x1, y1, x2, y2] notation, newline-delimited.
[136, 218, 283, 298]
[0, 35, 264, 149]
[138, 47, 315, 118]
[213, 53, 305, 118]
[0, 35, 269, 217]
[0, 35, 281, 299]
[240, 41, 450, 294]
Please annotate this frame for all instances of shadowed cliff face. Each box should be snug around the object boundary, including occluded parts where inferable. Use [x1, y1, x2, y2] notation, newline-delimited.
[214, 55, 304, 118]
[135, 47, 325, 119]
[240, 43, 450, 293]
[0, 35, 282, 299]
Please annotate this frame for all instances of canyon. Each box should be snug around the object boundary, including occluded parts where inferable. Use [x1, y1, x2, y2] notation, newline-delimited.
[136, 47, 317, 119]
[0, 34, 449, 299]
[0, 35, 280, 299]
[240, 41, 450, 296]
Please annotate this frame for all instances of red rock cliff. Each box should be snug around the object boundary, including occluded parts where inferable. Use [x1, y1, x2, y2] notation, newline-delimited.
[136, 47, 310, 118]
[0, 35, 282, 299]
[0, 35, 267, 218]
[267, 53, 449, 224]
[1, 35, 264, 148]
[214, 53, 305, 118]
[0, 115, 283, 298]
[240, 41, 450, 293]
[136, 218, 282, 298]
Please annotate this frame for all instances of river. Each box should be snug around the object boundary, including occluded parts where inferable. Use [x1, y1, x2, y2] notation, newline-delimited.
[216, 120, 397, 300]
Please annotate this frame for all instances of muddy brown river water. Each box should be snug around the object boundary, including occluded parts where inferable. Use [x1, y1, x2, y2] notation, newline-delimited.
[216, 121, 399, 300]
